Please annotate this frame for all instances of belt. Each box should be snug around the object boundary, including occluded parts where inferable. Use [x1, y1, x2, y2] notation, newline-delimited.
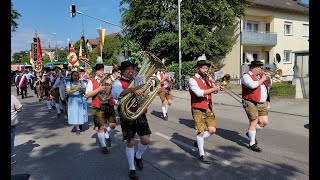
[243, 99, 264, 104]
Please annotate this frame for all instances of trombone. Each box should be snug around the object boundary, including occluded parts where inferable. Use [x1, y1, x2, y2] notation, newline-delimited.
[261, 67, 284, 82]
[212, 74, 244, 104]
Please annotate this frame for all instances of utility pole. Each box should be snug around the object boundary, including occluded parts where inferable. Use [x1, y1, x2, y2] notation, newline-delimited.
[178, 0, 183, 90]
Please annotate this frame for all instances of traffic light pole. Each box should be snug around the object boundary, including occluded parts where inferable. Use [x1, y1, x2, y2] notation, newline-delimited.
[75, 10, 130, 60]
[76, 11, 123, 29]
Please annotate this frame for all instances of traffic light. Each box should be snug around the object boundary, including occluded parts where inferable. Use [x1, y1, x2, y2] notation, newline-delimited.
[127, 50, 132, 61]
[70, 4, 76, 18]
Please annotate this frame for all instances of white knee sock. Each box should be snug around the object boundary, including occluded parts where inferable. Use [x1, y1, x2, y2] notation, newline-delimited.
[105, 126, 114, 139]
[256, 124, 263, 132]
[97, 132, 106, 147]
[196, 136, 205, 156]
[162, 106, 166, 117]
[47, 100, 51, 109]
[165, 104, 169, 114]
[203, 131, 211, 141]
[135, 142, 147, 159]
[248, 130, 256, 146]
[126, 146, 136, 170]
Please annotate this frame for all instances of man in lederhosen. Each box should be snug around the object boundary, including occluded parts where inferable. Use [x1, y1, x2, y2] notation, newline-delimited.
[156, 66, 172, 121]
[49, 66, 62, 116]
[188, 59, 224, 164]
[85, 63, 117, 154]
[112, 61, 150, 180]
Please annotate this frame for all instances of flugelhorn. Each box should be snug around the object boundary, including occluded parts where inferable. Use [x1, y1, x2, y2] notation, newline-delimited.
[98, 73, 112, 101]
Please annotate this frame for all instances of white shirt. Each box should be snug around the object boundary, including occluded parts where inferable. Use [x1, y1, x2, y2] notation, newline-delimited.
[157, 72, 169, 88]
[241, 71, 268, 102]
[85, 76, 100, 94]
[188, 74, 212, 97]
[11, 95, 22, 126]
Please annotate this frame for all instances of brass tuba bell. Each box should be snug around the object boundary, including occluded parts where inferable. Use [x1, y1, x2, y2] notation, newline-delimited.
[118, 51, 164, 121]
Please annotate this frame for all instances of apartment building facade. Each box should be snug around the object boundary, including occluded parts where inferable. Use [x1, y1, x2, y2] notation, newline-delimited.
[222, 0, 309, 82]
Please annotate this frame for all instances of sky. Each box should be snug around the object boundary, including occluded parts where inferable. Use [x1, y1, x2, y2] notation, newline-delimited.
[11, 0, 309, 58]
[11, 0, 124, 58]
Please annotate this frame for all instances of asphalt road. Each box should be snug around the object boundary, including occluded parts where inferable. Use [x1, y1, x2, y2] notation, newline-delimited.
[11, 86, 309, 180]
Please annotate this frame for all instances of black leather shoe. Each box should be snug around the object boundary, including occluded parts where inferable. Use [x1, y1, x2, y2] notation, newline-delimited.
[101, 147, 109, 154]
[105, 138, 111, 147]
[134, 155, 143, 170]
[129, 170, 139, 180]
[246, 132, 258, 145]
[199, 155, 210, 164]
[249, 144, 262, 152]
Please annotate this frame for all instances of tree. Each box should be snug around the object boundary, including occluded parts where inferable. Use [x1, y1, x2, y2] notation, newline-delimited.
[11, 2, 21, 32]
[120, 0, 252, 65]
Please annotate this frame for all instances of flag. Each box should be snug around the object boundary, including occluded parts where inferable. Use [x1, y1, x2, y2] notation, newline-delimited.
[97, 26, 106, 58]
[97, 26, 106, 47]
[49, 51, 55, 61]
[37, 36, 43, 62]
[79, 35, 90, 66]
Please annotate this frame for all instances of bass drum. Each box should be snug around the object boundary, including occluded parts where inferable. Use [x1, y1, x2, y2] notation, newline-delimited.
[59, 78, 71, 101]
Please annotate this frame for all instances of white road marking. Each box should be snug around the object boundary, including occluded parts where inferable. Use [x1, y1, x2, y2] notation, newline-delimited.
[154, 132, 240, 168]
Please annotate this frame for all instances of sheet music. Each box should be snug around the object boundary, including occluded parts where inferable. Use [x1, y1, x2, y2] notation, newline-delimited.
[214, 70, 224, 81]
[134, 75, 145, 87]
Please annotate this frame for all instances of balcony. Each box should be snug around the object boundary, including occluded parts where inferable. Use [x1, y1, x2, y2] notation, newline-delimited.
[241, 31, 277, 46]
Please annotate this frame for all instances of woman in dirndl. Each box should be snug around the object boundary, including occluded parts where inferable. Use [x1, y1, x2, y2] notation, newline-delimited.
[66, 71, 88, 135]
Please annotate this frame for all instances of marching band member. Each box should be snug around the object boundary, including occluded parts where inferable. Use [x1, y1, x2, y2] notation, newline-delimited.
[156, 66, 172, 121]
[49, 66, 63, 116]
[112, 61, 150, 180]
[14, 70, 21, 96]
[60, 67, 68, 119]
[67, 71, 88, 135]
[85, 64, 117, 154]
[111, 68, 120, 82]
[41, 68, 52, 111]
[241, 60, 269, 152]
[18, 69, 29, 99]
[188, 59, 224, 164]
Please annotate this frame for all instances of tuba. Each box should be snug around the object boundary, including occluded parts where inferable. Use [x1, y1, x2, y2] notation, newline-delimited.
[97, 73, 112, 101]
[118, 51, 164, 121]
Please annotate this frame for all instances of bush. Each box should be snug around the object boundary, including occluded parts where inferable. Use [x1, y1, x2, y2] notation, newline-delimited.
[269, 81, 295, 98]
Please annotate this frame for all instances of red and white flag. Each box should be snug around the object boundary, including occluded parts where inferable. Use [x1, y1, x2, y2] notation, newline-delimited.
[49, 51, 55, 61]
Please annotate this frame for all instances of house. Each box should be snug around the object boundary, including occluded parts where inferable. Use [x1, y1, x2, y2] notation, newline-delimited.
[222, 0, 309, 82]
[86, 32, 122, 53]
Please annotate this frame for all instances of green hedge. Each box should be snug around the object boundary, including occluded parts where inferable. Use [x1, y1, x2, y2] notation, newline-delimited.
[269, 82, 295, 98]
[167, 60, 212, 80]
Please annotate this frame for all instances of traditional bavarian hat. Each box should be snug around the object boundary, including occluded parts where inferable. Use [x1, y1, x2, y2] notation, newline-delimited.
[119, 61, 136, 71]
[248, 60, 264, 67]
[94, 63, 104, 70]
[53, 66, 62, 70]
[194, 60, 211, 68]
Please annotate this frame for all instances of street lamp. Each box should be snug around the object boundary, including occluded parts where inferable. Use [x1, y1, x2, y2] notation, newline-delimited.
[53, 32, 59, 61]
[178, 0, 182, 90]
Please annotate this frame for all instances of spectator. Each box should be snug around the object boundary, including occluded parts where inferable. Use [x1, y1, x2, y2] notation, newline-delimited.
[11, 95, 22, 164]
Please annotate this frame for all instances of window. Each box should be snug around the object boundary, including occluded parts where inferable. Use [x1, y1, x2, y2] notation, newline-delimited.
[266, 23, 270, 33]
[283, 50, 292, 63]
[284, 21, 293, 35]
[302, 24, 309, 37]
[245, 20, 259, 32]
